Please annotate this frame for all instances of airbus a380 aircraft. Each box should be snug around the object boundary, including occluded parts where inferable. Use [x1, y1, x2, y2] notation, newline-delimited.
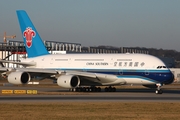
[0, 10, 174, 94]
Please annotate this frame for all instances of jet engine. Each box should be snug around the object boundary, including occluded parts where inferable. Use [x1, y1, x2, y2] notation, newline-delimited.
[57, 75, 80, 88]
[7, 71, 30, 84]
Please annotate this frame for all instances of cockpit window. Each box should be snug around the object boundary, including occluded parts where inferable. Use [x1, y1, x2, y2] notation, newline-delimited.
[157, 66, 167, 69]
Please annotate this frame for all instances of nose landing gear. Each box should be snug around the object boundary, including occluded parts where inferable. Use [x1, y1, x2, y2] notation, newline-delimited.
[155, 83, 163, 94]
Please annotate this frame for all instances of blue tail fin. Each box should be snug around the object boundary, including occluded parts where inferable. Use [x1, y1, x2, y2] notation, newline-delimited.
[16, 10, 49, 58]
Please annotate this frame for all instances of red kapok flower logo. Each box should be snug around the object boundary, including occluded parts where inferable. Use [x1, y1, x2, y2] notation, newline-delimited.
[23, 27, 36, 48]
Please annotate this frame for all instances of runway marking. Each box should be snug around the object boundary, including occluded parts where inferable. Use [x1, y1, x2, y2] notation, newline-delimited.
[27, 90, 38, 94]
[14, 90, 26, 94]
[1, 90, 38, 94]
[2, 90, 13, 94]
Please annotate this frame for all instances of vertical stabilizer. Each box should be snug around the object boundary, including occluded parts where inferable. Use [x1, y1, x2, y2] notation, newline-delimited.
[16, 10, 49, 58]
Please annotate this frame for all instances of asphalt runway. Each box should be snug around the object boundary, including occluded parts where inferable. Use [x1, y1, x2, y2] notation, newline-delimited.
[0, 85, 180, 102]
[0, 93, 180, 102]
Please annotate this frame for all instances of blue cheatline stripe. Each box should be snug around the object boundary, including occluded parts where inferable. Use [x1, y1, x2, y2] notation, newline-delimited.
[48, 68, 172, 83]
[117, 75, 157, 83]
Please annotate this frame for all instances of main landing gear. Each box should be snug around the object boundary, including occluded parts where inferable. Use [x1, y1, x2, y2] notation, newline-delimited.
[155, 83, 163, 94]
[69, 86, 117, 92]
[69, 86, 101, 92]
[105, 86, 116, 92]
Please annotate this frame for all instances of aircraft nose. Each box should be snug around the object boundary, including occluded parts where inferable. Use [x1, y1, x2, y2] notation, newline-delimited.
[165, 72, 174, 84]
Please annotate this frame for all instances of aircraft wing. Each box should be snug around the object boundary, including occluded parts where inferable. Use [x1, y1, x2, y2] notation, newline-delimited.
[4, 68, 96, 78]
[4, 68, 126, 86]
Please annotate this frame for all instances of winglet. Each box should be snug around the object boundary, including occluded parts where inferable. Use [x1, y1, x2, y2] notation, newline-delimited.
[16, 10, 49, 58]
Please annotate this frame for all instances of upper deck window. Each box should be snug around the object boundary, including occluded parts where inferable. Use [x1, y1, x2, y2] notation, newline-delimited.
[75, 59, 104, 61]
[55, 59, 68, 61]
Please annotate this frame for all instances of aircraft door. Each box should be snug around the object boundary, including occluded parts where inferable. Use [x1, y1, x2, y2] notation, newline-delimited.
[118, 61, 123, 75]
[145, 69, 149, 76]
[40, 58, 46, 68]
[83, 67, 87, 72]
[50, 58, 53, 65]
[119, 69, 123, 75]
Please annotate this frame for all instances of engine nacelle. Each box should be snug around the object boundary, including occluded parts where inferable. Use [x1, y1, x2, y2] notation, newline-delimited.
[57, 75, 80, 88]
[7, 71, 31, 84]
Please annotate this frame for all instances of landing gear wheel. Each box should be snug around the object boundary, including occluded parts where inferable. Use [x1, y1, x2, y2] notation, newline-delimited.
[105, 87, 108, 92]
[74, 86, 102, 92]
[104, 86, 116, 92]
[112, 87, 116, 92]
[155, 83, 163, 94]
[155, 90, 163, 94]
[97, 87, 101, 92]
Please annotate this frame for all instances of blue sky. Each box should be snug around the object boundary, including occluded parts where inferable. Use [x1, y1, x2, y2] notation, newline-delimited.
[1, 0, 180, 51]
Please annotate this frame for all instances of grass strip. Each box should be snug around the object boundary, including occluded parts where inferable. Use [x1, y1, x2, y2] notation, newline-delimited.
[0, 102, 179, 120]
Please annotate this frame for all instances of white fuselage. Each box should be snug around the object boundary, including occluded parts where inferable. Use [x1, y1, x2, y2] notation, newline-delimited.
[21, 53, 173, 85]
